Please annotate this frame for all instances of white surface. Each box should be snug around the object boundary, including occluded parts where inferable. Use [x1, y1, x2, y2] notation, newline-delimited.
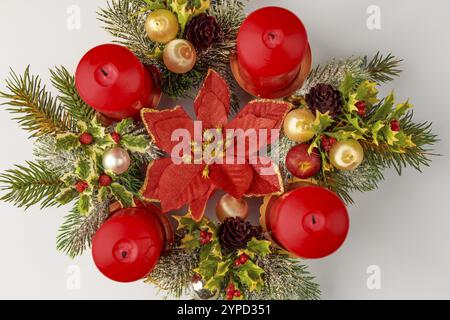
[0, 0, 449, 300]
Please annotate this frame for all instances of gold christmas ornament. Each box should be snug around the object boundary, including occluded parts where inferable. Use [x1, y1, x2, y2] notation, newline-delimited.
[102, 147, 131, 175]
[329, 140, 364, 171]
[283, 108, 316, 143]
[163, 39, 197, 74]
[215, 193, 249, 222]
[145, 9, 179, 44]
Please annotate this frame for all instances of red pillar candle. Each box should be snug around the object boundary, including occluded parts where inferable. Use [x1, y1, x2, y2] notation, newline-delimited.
[266, 186, 349, 259]
[92, 207, 165, 282]
[231, 7, 312, 99]
[75, 44, 161, 121]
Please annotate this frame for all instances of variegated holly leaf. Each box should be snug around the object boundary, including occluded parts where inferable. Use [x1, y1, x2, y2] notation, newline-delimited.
[75, 158, 97, 182]
[86, 118, 106, 139]
[356, 80, 379, 105]
[345, 115, 368, 135]
[235, 260, 264, 292]
[346, 93, 359, 114]
[121, 134, 149, 153]
[110, 182, 134, 208]
[312, 110, 333, 133]
[181, 232, 201, 250]
[97, 186, 110, 203]
[371, 121, 385, 146]
[245, 238, 271, 258]
[115, 118, 134, 135]
[329, 130, 366, 141]
[204, 260, 233, 293]
[78, 193, 93, 216]
[382, 125, 399, 146]
[199, 240, 221, 260]
[371, 92, 395, 123]
[55, 133, 80, 151]
[339, 73, 356, 98]
[56, 187, 78, 205]
[195, 254, 220, 281]
[391, 100, 413, 120]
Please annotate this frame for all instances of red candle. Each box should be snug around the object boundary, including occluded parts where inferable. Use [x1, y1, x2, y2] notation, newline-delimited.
[92, 207, 165, 282]
[231, 7, 312, 99]
[266, 186, 349, 259]
[76, 44, 161, 121]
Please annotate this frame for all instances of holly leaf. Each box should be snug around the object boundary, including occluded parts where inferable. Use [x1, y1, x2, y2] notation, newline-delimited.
[371, 121, 385, 146]
[345, 115, 368, 135]
[110, 182, 134, 208]
[168, 0, 210, 32]
[121, 134, 149, 153]
[55, 133, 80, 151]
[391, 100, 413, 120]
[173, 214, 199, 232]
[78, 193, 93, 216]
[307, 135, 321, 154]
[345, 93, 359, 114]
[329, 130, 366, 141]
[356, 80, 379, 105]
[181, 232, 201, 250]
[76, 121, 88, 132]
[371, 92, 395, 123]
[199, 240, 221, 260]
[246, 238, 271, 258]
[312, 110, 333, 133]
[115, 118, 134, 135]
[75, 158, 96, 182]
[204, 260, 233, 293]
[195, 255, 220, 280]
[87, 118, 106, 139]
[235, 260, 264, 292]
[97, 186, 110, 202]
[382, 125, 399, 146]
[56, 187, 78, 205]
[338, 73, 356, 98]
[141, 0, 166, 10]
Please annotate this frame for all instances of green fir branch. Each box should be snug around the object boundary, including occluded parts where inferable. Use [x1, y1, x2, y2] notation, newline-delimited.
[56, 200, 110, 258]
[363, 52, 403, 83]
[50, 66, 95, 123]
[0, 67, 75, 137]
[0, 161, 64, 209]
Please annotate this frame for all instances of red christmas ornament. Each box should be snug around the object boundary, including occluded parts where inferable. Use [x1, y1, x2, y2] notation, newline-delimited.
[92, 207, 165, 282]
[285, 144, 321, 179]
[75, 44, 161, 121]
[230, 7, 312, 99]
[266, 186, 349, 259]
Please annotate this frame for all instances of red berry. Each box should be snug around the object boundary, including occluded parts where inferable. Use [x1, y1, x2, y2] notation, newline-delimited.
[192, 273, 202, 283]
[227, 283, 235, 292]
[286, 144, 322, 179]
[239, 254, 249, 264]
[75, 181, 89, 193]
[321, 136, 337, 152]
[200, 230, 208, 239]
[390, 119, 401, 132]
[355, 101, 367, 117]
[234, 260, 242, 267]
[79, 132, 94, 145]
[226, 293, 234, 300]
[234, 290, 241, 298]
[111, 132, 121, 144]
[98, 174, 112, 187]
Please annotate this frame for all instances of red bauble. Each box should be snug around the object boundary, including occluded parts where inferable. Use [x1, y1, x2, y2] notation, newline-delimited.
[267, 186, 349, 259]
[231, 7, 311, 98]
[92, 207, 165, 282]
[285, 144, 321, 179]
[75, 44, 160, 121]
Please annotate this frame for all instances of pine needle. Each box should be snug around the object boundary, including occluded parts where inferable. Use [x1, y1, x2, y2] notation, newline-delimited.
[0, 67, 75, 137]
[0, 161, 64, 209]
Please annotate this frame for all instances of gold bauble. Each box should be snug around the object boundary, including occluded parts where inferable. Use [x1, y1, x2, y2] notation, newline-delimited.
[329, 140, 364, 171]
[102, 147, 131, 175]
[283, 108, 316, 143]
[163, 39, 197, 74]
[216, 194, 249, 222]
[145, 9, 179, 44]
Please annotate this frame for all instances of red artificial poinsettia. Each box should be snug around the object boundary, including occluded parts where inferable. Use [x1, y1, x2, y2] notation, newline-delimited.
[140, 70, 292, 221]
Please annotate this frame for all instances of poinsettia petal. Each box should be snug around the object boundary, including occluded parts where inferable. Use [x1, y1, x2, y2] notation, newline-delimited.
[194, 69, 230, 128]
[158, 163, 211, 213]
[235, 100, 292, 129]
[209, 163, 253, 199]
[189, 185, 216, 222]
[141, 106, 194, 154]
[245, 158, 284, 197]
[140, 158, 173, 202]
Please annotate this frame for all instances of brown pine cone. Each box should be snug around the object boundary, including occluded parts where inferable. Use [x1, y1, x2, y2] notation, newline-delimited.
[219, 217, 261, 252]
[306, 83, 343, 118]
[184, 13, 222, 51]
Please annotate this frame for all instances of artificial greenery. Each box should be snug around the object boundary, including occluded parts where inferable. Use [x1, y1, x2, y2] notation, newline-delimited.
[147, 214, 320, 300]
[98, 0, 245, 104]
[281, 53, 437, 204]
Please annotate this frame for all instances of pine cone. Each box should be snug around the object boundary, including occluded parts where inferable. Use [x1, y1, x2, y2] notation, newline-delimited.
[184, 13, 222, 51]
[306, 83, 343, 118]
[219, 217, 260, 252]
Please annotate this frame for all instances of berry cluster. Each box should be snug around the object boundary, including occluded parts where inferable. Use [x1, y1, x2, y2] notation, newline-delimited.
[225, 283, 241, 300]
[200, 230, 213, 245]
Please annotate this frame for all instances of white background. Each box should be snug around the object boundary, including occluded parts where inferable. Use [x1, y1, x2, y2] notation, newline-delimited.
[0, 0, 449, 299]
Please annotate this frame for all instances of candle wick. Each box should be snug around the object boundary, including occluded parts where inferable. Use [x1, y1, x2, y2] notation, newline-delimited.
[121, 251, 127, 258]
[311, 215, 316, 225]
[100, 68, 109, 77]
